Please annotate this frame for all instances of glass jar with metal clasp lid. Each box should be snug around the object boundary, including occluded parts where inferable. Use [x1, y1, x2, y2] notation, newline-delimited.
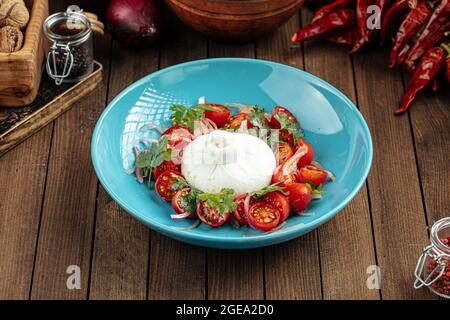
[414, 217, 450, 298]
[43, 5, 94, 85]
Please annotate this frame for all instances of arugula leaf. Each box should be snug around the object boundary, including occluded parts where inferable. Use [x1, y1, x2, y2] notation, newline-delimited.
[170, 104, 214, 132]
[198, 188, 237, 215]
[246, 105, 270, 129]
[135, 136, 172, 170]
[274, 112, 304, 141]
[252, 183, 285, 199]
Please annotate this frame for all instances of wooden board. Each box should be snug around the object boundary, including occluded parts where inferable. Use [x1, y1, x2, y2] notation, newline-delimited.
[0, 62, 103, 158]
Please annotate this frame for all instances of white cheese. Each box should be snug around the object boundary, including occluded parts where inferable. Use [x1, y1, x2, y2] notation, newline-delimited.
[181, 130, 276, 194]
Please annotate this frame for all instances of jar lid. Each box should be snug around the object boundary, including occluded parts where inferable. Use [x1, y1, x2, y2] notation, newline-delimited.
[44, 5, 91, 45]
[430, 217, 450, 255]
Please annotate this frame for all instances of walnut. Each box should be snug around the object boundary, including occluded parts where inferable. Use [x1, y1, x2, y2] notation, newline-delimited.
[0, 0, 29, 29]
[0, 25, 23, 52]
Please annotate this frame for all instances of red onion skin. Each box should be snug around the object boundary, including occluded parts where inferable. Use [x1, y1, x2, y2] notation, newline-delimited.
[107, 0, 162, 49]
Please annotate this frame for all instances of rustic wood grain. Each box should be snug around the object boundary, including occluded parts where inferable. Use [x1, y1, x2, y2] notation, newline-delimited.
[0, 0, 48, 107]
[0, 125, 53, 299]
[256, 13, 322, 301]
[29, 21, 112, 299]
[300, 10, 379, 300]
[147, 11, 207, 300]
[206, 39, 264, 300]
[352, 48, 435, 300]
[88, 42, 159, 300]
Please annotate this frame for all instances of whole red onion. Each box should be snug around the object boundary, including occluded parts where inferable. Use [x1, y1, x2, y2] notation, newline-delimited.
[106, 0, 162, 49]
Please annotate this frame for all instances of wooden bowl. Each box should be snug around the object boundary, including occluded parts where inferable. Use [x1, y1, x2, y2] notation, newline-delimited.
[0, 0, 49, 107]
[165, 0, 305, 43]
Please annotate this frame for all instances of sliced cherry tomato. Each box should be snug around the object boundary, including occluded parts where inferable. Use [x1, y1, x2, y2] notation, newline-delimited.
[155, 170, 183, 202]
[233, 194, 256, 225]
[224, 113, 254, 130]
[298, 165, 327, 187]
[275, 141, 294, 165]
[152, 160, 181, 180]
[248, 202, 281, 231]
[197, 201, 230, 227]
[270, 106, 297, 129]
[261, 192, 291, 222]
[279, 129, 294, 145]
[161, 125, 192, 147]
[271, 164, 298, 185]
[294, 139, 314, 169]
[283, 183, 312, 213]
[171, 188, 195, 218]
[203, 104, 231, 127]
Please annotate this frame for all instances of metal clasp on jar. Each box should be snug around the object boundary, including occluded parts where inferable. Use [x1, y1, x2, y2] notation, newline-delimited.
[414, 244, 448, 289]
[46, 42, 74, 86]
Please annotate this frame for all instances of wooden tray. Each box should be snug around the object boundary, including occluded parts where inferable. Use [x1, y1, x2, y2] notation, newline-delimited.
[0, 0, 49, 107]
[0, 61, 103, 157]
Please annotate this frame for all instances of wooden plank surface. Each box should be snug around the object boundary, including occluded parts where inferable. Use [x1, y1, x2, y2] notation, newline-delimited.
[147, 12, 207, 300]
[88, 42, 157, 300]
[257, 14, 322, 301]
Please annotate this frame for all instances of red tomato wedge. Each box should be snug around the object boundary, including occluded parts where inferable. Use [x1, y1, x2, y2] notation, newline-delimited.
[270, 106, 297, 129]
[261, 192, 291, 222]
[161, 125, 192, 148]
[275, 141, 294, 166]
[224, 113, 254, 130]
[203, 104, 231, 127]
[248, 202, 281, 231]
[152, 160, 180, 180]
[155, 170, 183, 202]
[298, 165, 328, 187]
[171, 188, 195, 218]
[294, 139, 314, 169]
[283, 183, 312, 213]
[197, 201, 230, 227]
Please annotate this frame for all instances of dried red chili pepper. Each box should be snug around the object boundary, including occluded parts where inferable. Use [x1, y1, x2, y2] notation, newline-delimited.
[380, 0, 412, 46]
[404, 0, 450, 70]
[350, 0, 371, 53]
[395, 47, 445, 115]
[389, 2, 432, 68]
[291, 8, 355, 42]
[311, 0, 355, 23]
[326, 27, 358, 45]
[442, 43, 450, 83]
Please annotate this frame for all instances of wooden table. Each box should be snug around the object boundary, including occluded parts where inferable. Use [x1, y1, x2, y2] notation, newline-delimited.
[0, 2, 448, 300]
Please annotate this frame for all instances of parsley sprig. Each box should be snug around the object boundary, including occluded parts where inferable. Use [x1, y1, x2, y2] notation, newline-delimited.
[246, 106, 270, 129]
[135, 136, 172, 177]
[170, 104, 214, 132]
[252, 183, 285, 199]
[198, 188, 237, 215]
[274, 112, 304, 142]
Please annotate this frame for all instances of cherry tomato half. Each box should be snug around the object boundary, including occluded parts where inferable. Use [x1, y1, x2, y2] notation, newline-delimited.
[294, 139, 314, 169]
[275, 141, 294, 166]
[233, 194, 256, 225]
[271, 164, 298, 185]
[203, 104, 231, 127]
[261, 192, 291, 222]
[224, 113, 254, 130]
[283, 183, 312, 213]
[161, 125, 193, 148]
[248, 202, 281, 232]
[171, 188, 195, 218]
[270, 106, 297, 129]
[197, 201, 230, 227]
[155, 170, 183, 202]
[298, 165, 328, 188]
[152, 160, 181, 180]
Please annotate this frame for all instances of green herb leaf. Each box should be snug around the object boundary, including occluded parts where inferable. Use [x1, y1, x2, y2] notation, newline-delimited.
[198, 188, 237, 215]
[170, 104, 214, 132]
[274, 112, 304, 141]
[246, 105, 270, 129]
[171, 176, 190, 192]
[252, 183, 285, 199]
[178, 190, 199, 216]
[135, 136, 171, 170]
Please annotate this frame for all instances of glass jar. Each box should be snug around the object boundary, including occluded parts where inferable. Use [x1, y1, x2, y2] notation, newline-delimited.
[414, 217, 450, 298]
[43, 5, 93, 85]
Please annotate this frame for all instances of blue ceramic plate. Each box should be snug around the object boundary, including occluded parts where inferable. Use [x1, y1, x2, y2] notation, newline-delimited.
[91, 58, 372, 249]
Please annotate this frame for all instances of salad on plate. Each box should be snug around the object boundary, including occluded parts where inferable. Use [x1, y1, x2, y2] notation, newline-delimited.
[130, 98, 334, 233]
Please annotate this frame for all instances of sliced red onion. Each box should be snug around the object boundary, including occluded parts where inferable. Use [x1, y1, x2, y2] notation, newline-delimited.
[170, 212, 192, 220]
[311, 160, 335, 181]
[133, 146, 144, 183]
[282, 145, 307, 176]
[140, 137, 159, 144]
[173, 219, 201, 231]
[237, 120, 249, 134]
[296, 212, 316, 217]
[254, 222, 287, 236]
[198, 96, 206, 104]
[140, 122, 164, 134]
[243, 194, 251, 219]
[126, 167, 136, 175]
[229, 215, 240, 229]
[311, 193, 322, 200]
